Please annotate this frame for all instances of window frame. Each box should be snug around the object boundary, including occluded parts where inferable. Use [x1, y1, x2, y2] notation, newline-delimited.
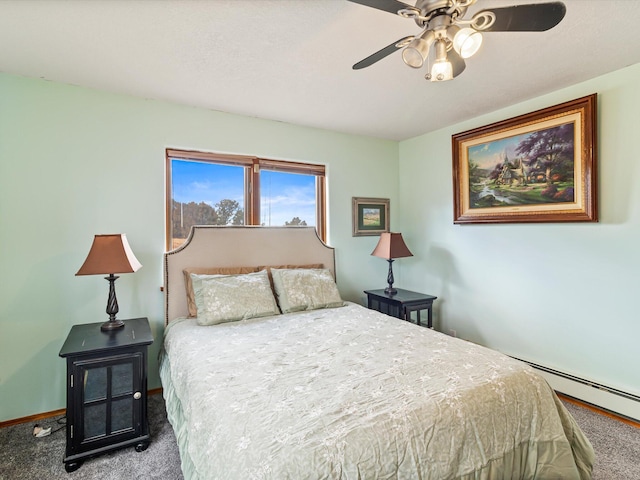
[165, 149, 326, 250]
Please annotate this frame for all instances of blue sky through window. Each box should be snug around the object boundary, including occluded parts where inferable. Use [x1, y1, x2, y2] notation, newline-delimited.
[261, 170, 316, 227]
[172, 160, 244, 205]
[172, 160, 316, 227]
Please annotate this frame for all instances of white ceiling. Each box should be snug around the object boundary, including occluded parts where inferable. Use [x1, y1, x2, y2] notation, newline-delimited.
[1, 0, 639, 141]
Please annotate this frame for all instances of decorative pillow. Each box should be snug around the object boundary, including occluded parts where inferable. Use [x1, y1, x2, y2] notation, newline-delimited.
[257, 263, 324, 294]
[271, 268, 344, 313]
[192, 270, 280, 326]
[183, 266, 261, 317]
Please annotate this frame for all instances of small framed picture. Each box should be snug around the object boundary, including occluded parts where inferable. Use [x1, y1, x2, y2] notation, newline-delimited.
[352, 197, 390, 236]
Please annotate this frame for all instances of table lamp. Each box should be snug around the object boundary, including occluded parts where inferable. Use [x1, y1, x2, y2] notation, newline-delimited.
[76, 234, 142, 331]
[371, 232, 413, 295]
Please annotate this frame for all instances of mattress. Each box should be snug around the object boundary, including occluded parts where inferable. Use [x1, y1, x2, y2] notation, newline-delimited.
[159, 303, 593, 479]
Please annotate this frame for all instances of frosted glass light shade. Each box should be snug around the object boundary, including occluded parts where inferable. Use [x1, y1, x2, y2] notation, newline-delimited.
[402, 30, 435, 68]
[453, 28, 483, 58]
[430, 60, 453, 81]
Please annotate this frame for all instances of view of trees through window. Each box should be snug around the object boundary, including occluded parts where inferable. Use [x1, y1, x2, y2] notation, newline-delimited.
[166, 151, 325, 249]
[171, 198, 244, 241]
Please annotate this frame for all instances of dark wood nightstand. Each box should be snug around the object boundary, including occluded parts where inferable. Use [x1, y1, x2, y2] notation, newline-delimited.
[59, 317, 154, 472]
[364, 289, 437, 328]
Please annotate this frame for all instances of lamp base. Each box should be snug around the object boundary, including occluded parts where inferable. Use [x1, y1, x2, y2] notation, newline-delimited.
[384, 259, 397, 295]
[101, 319, 125, 331]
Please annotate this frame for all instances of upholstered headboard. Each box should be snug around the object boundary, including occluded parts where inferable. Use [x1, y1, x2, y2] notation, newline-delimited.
[163, 226, 336, 324]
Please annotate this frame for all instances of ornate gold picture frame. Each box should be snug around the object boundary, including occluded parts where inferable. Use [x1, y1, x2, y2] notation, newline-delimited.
[452, 94, 597, 224]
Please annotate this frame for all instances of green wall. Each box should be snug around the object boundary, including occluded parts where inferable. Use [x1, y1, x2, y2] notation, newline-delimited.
[0, 73, 399, 422]
[398, 63, 640, 405]
[3, 63, 639, 422]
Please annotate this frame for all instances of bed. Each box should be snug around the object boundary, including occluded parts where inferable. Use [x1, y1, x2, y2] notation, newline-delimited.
[160, 226, 594, 479]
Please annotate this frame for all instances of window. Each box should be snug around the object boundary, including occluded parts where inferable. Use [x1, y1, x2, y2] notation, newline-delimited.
[166, 149, 326, 250]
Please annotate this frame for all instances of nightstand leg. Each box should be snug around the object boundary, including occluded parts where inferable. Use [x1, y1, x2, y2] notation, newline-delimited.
[65, 461, 83, 473]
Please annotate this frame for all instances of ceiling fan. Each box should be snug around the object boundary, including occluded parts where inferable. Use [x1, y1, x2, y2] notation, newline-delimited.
[348, 0, 566, 82]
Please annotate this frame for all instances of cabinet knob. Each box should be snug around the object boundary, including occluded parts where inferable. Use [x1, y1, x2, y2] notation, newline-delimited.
[133, 392, 142, 400]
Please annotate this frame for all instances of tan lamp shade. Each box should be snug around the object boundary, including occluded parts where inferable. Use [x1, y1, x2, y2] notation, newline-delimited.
[371, 232, 413, 260]
[76, 234, 141, 331]
[371, 232, 412, 295]
[76, 234, 142, 276]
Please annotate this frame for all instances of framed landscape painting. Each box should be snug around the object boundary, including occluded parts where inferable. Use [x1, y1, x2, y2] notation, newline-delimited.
[452, 94, 597, 224]
[352, 197, 389, 236]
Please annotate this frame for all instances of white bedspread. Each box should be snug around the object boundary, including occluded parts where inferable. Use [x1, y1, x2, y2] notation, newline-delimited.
[160, 303, 593, 479]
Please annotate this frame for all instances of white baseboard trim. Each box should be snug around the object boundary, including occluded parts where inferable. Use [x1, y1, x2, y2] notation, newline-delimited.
[512, 358, 640, 422]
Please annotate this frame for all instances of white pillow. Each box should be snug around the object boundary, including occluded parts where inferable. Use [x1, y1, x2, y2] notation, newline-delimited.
[191, 270, 279, 326]
[271, 268, 344, 313]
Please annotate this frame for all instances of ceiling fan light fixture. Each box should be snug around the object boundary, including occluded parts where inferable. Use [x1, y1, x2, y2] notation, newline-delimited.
[430, 59, 453, 81]
[401, 30, 435, 68]
[430, 37, 453, 82]
[452, 27, 483, 58]
[402, 46, 426, 68]
[348, 0, 567, 82]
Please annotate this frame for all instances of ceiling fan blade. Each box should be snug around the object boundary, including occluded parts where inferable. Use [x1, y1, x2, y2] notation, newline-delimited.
[478, 2, 566, 32]
[449, 50, 466, 78]
[347, 0, 415, 15]
[353, 36, 413, 70]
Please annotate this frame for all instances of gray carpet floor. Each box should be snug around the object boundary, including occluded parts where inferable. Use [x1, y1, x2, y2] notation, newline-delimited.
[0, 393, 637, 479]
[0, 394, 182, 480]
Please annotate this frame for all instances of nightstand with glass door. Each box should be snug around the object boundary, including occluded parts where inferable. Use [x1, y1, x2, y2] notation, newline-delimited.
[59, 317, 153, 472]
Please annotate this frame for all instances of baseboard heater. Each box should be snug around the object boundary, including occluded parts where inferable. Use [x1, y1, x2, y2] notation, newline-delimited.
[511, 356, 640, 422]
